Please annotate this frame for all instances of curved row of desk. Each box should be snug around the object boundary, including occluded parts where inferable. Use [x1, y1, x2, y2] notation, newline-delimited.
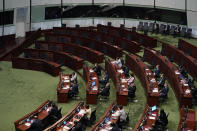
[83, 65, 99, 104]
[36, 41, 104, 64]
[53, 27, 142, 55]
[178, 39, 197, 59]
[105, 59, 128, 106]
[143, 48, 192, 107]
[14, 100, 51, 131]
[125, 54, 159, 106]
[44, 32, 123, 59]
[97, 24, 157, 48]
[161, 42, 197, 80]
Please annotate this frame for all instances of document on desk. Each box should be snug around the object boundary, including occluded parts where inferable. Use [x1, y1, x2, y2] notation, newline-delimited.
[117, 69, 124, 74]
[92, 77, 97, 80]
[149, 116, 156, 120]
[62, 86, 70, 90]
[63, 125, 70, 130]
[63, 79, 70, 83]
[92, 86, 98, 91]
[152, 88, 158, 93]
[175, 70, 180, 74]
[89, 69, 94, 73]
[25, 123, 31, 127]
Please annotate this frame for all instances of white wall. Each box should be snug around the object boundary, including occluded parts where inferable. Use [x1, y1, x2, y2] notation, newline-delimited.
[125, 0, 154, 7]
[63, 0, 92, 4]
[155, 0, 185, 10]
[0, 0, 3, 11]
[32, 0, 61, 6]
[187, 0, 197, 11]
[94, 0, 123, 4]
[5, 0, 29, 9]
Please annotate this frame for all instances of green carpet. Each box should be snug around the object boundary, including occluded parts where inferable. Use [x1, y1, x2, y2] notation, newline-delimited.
[0, 33, 197, 131]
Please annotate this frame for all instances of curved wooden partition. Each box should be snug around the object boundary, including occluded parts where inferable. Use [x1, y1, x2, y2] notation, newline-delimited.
[90, 102, 120, 131]
[14, 100, 51, 131]
[105, 59, 128, 106]
[143, 48, 192, 107]
[44, 101, 84, 131]
[125, 54, 159, 106]
[177, 106, 196, 131]
[53, 27, 142, 54]
[162, 42, 197, 80]
[83, 65, 99, 104]
[36, 41, 104, 64]
[12, 57, 61, 76]
[44, 32, 122, 59]
[97, 24, 157, 48]
[23, 48, 83, 70]
[178, 39, 197, 59]
[133, 104, 159, 131]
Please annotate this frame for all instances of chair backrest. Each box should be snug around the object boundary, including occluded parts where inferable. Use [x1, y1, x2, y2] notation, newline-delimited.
[90, 110, 96, 122]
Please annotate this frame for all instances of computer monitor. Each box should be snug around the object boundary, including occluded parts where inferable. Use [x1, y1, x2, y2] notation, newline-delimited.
[151, 106, 157, 111]
[92, 81, 96, 86]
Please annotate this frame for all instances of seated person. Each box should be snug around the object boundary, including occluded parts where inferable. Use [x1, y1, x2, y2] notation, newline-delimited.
[116, 57, 122, 68]
[128, 74, 135, 87]
[99, 71, 109, 85]
[85, 105, 92, 120]
[99, 82, 110, 96]
[158, 74, 166, 89]
[156, 109, 168, 127]
[68, 83, 79, 98]
[128, 85, 136, 99]
[179, 66, 187, 77]
[154, 65, 160, 78]
[191, 86, 197, 98]
[73, 121, 86, 131]
[111, 122, 120, 131]
[70, 72, 77, 84]
[159, 83, 169, 99]
[28, 116, 44, 131]
[93, 63, 102, 76]
[122, 65, 129, 77]
[118, 105, 127, 123]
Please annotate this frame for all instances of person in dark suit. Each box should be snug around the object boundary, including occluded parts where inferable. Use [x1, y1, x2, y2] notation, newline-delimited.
[158, 74, 166, 89]
[122, 65, 129, 77]
[70, 72, 77, 84]
[154, 65, 160, 79]
[99, 82, 110, 96]
[159, 83, 169, 99]
[111, 122, 120, 131]
[156, 109, 168, 127]
[99, 71, 109, 85]
[68, 83, 79, 98]
[93, 63, 102, 76]
[73, 121, 86, 131]
[28, 116, 43, 131]
[128, 85, 136, 99]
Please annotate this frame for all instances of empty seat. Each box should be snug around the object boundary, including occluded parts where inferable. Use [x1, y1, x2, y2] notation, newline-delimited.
[180, 27, 186, 37]
[148, 23, 154, 32]
[137, 21, 144, 31]
[186, 28, 192, 38]
[170, 25, 176, 35]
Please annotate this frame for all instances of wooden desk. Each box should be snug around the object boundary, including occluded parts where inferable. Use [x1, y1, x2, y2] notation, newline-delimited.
[105, 59, 128, 106]
[90, 102, 120, 131]
[133, 104, 159, 131]
[125, 54, 159, 106]
[14, 100, 51, 131]
[177, 106, 196, 131]
[24, 48, 83, 70]
[162, 42, 197, 81]
[57, 73, 71, 103]
[53, 27, 141, 54]
[44, 102, 84, 131]
[143, 48, 192, 107]
[178, 39, 197, 59]
[50, 30, 122, 59]
[12, 57, 61, 76]
[97, 25, 157, 48]
[36, 40, 104, 64]
[83, 66, 99, 104]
